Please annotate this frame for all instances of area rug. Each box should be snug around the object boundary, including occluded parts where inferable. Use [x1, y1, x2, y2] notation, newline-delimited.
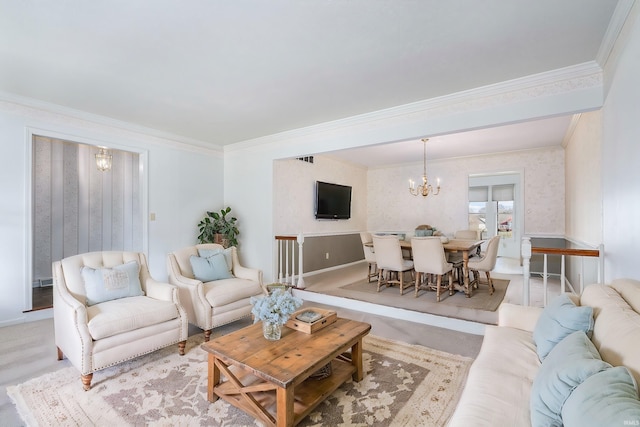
[324, 278, 509, 325]
[8, 334, 472, 427]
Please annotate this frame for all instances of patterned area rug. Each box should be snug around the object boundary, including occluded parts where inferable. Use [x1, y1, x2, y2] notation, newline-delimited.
[8, 334, 472, 426]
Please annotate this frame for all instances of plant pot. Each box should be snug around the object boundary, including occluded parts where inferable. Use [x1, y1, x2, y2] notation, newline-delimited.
[262, 321, 282, 341]
[213, 234, 229, 248]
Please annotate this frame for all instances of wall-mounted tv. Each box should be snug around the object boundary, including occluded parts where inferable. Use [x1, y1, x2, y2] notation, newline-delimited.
[315, 181, 352, 220]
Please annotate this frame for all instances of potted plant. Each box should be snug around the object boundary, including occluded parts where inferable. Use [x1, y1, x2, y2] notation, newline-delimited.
[197, 206, 239, 247]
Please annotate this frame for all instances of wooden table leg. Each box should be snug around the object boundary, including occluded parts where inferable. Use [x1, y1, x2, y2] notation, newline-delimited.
[276, 385, 294, 427]
[207, 353, 220, 402]
[462, 250, 471, 297]
[351, 339, 364, 381]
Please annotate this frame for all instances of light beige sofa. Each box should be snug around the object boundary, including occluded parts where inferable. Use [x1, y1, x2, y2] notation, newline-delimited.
[167, 243, 266, 341]
[448, 279, 640, 426]
[53, 251, 188, 390]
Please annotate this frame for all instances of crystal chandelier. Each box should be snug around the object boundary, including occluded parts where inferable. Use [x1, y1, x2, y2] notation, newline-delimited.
[408, 138, 440, 197]
[95, 147, 112, 172]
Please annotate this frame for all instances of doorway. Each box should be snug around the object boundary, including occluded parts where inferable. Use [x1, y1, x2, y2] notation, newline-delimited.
[468, 172, 522, 259]
[30, 135, 144, 310]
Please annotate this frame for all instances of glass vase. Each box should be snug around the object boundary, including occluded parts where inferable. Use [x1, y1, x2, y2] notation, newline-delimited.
[262, 321, 282, 341]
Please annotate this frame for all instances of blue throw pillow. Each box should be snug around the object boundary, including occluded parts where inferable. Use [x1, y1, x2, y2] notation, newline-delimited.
[198, 247, 233, 272]
[82, 260, 144, 306]
[190, 254, 232, 282]
[530, 331, 611, 427]
[533, 293, 594, 360]
[562, 366, 640, 427]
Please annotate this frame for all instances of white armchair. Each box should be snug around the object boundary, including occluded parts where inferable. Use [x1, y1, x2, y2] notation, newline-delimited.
[53, 251, 188, 390]
[167, 243, 266, 341]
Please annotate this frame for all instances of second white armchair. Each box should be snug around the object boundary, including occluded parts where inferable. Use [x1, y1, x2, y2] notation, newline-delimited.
[167, 243, 266, 341]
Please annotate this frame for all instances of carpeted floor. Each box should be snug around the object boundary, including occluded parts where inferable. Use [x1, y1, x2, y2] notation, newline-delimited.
[318, 277, 509, 325]
[8, 333, 472, 427]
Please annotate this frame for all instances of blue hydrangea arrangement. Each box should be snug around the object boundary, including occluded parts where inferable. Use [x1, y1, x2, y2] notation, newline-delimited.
[250, 288, 303, 325]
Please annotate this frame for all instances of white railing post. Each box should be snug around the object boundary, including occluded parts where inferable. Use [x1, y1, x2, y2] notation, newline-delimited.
[296, 233, 305, 289]
[598, 243, 605, 283]
[543, 253, 548, 307]
[278, 240, 283, 283]
[522, 237, 531, 306]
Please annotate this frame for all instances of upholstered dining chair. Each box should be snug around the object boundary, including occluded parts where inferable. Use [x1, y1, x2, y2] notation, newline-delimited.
[372, 234, 414, 295]
[53, 251, 189, 390]
[411, 236, 455, 302]
[360, 231, 378, 282]
[468, 235, 500, 295]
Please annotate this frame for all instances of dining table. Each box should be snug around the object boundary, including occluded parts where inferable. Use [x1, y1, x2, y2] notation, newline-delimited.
[368, 238, 484, 297]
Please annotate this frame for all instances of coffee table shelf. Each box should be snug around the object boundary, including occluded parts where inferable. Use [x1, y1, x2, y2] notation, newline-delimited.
[214, 359, 355, 425]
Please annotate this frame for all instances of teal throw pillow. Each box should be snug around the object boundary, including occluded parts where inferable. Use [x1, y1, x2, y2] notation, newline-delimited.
[533, 293, 594, 360]
[82, 260, 144, 306]
[190, 254, 232, 282]
[530, 331, 611, 427]
[562, 366, 640, 427]
[198, 247, 233, 272]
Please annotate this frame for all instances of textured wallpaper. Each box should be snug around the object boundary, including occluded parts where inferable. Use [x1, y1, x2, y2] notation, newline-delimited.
[274, 147, 564, 239]
[273, 156, 367, 235]
[367, 147, 565, 236]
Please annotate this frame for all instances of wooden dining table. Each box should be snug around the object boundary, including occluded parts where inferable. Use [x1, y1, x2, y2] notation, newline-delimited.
[368, 238, 484, 297]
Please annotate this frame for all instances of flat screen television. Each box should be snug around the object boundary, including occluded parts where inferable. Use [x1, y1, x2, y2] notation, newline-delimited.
[315, 181, 352, 220]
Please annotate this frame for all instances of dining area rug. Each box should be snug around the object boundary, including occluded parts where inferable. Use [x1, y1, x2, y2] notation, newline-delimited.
[8, 334, 472, 427]
[325, 278, 510, 324]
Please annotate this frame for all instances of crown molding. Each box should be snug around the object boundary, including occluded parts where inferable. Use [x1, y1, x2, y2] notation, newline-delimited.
[596, 0, 636, 67]
[226, 61, 603, 154]
[0, 91, 223, 155]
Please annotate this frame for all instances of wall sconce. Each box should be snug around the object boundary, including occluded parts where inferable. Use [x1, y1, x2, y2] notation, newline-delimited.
[95, 147, 112, 172]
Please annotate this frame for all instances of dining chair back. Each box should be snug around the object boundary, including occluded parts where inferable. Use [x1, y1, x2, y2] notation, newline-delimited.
[411, 236, 454, 301]
[360, 231, 378, 282]
[468, 235, 500, 295]
[372, 235, 414, 295]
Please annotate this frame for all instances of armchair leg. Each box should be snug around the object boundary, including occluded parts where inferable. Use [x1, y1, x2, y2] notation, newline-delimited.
[204, 330, 212, 342]
[81, 373, 93, 391]
[57, 346, 64, 361]
[178, 340, 186, 355]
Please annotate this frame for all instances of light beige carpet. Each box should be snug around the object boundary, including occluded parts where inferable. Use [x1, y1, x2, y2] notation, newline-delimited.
[324, 278, 509, 325]
[8, 334, 472, 427]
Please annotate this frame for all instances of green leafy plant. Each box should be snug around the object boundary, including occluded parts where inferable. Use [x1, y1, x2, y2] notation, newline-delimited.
[197, 206, 239, 247]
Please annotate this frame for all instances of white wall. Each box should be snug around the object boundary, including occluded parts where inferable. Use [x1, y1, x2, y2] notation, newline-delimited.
[565, 111, 603, 246]
[0, 100, 224, 326]
[601, 3, 640, 281]
[367, 147, 564, 237]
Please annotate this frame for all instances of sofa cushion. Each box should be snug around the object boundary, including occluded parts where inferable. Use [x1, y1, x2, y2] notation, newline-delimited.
[204, 278, 263, 308]
[580, 283, 640, 386]
[448, 325, 540, 426]
[81, 260, 144, 306]
[562, 366, 640, 427]
[87, 295, 179, 340]
[533, 293, 594, 360]
[530, 331, 611, 427]
[190, 254, 232, 282]
[198, 247, 233, 271]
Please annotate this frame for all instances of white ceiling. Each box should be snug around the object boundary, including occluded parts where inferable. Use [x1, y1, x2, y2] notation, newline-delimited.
[0, 1, 621, 164]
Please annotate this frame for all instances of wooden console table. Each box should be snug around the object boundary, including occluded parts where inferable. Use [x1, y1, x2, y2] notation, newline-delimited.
[201, 317, 371, 427]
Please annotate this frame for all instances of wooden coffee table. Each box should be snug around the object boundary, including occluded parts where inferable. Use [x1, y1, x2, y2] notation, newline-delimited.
[201, 317, 371, 427]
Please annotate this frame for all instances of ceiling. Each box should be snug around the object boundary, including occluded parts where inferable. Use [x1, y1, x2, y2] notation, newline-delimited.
[0, 1, 622, 164]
